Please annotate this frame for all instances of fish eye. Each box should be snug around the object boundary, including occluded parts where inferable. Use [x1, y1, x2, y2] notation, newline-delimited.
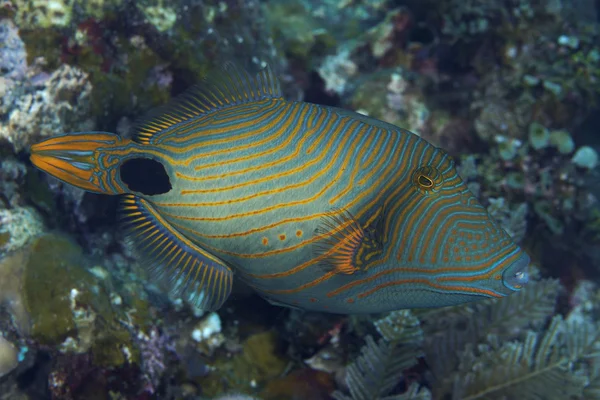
[412, 165, 442, 195]
[120, 157, 172, 195]
[417, 175, 434, 188]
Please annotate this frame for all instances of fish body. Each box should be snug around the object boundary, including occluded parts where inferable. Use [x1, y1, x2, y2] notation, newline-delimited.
[30, 64, 529, 313]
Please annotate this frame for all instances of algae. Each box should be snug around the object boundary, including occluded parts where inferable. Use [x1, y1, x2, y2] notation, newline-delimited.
[197, 330, 288, 397]
[22, 234, 139, 367]
[0, 232, 10, 250]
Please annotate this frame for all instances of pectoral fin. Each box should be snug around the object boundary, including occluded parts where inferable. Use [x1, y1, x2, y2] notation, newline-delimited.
[313, 207, 385, 275]
[120, 194, 233, 311]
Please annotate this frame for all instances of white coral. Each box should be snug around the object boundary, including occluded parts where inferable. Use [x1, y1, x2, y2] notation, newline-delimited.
[0, 65, 94, 152]
[317, 49, 358, 95]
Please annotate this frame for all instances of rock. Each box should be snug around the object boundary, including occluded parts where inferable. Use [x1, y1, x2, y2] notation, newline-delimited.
[0, 336, 18, 378]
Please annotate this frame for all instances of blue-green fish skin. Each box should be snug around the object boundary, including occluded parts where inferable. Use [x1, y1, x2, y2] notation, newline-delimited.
[29, 64, 529, 313]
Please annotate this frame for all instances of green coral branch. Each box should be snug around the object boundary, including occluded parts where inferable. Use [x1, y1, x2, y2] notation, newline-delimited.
[423, 279, 560, 382]
[332, 311, 425, 400]
[451, 315, 600, 400]
[375, 310, 423, 345]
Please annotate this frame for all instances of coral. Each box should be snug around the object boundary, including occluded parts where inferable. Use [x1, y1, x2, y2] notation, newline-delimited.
[2, 1, 599, 398]
[421, 279, 565, 396]
[21, 234, 138, 369]
[191, 312, 225, 355]
[138, 3, 177, 33]
[458, 123, 598, 259]
[451, 316, 600, 399]
[0, 250, 30, 335]
[0, 64, 93, 152]
[13, 0, 74, 29]
[363, 7, 412, 62]
[197, 330, 288, 396]
[323, 278, 599, 399]
[528, 122, 550, 150]
[332, 311, 426, 400]
[12, 0, 123, 30]
[192, 312, 222, 342]
[0, 336, 18, 378]
[474, 99, 530, 143]
[264, 0, 331, 62]
[572, 146, 599, 169]
[136, 327, 175, 394]
[549, 130, 575, 155]
[348, 70, 429, 134]
[242, 331, 288, 380]
[0, 207, 45, 257]
[317, 49, 358, 95]
[0, 19, 27, 80]
[486, 197, 528, 243]
[0, 157, 27, 208]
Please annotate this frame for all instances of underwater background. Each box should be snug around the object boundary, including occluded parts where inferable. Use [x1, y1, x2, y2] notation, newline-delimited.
[0, 0, 599, 399]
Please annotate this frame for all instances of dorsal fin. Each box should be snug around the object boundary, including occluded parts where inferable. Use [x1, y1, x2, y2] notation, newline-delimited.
[134, 62, 283, 144]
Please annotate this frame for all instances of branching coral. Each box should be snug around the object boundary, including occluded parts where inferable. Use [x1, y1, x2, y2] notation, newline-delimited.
[336, 278, 600, 400]
[451, 316, 600, 400]
[332, 311, 429, 400]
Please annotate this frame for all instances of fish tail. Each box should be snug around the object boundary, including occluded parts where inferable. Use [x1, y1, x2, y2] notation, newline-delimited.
[30, 131, 133, 194]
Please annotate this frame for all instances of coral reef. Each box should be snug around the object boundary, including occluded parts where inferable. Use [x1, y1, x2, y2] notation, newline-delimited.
[0, 64, 93, 152]
[0, 0, 598, 398]
[0, 19, 27, 80]
[0, 206, 45, 257]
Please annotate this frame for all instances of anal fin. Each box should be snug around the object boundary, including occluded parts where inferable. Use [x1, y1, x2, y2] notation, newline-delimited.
[314, 207, 384, 275]
[120, 194, 233, 311]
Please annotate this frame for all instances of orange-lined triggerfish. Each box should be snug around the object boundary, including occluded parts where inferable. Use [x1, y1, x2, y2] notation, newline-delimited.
[30, 64, 529, 313]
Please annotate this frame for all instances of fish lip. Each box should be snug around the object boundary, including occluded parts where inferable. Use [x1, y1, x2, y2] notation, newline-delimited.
[29, 136, 102, 193]
[502, 252, 530, 291]
[30, 148, 96, 170]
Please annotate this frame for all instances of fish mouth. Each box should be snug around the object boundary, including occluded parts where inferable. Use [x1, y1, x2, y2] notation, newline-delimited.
[29, 132, 123, 193]
[502, 252, 530, 291]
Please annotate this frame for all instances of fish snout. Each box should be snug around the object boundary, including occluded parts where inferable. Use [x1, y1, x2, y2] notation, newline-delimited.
[501, 251, 530, 291]
[29, 132, 127, 194]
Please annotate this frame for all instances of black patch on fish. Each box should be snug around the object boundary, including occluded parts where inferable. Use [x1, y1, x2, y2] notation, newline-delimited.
[120, 158, 171, 195]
